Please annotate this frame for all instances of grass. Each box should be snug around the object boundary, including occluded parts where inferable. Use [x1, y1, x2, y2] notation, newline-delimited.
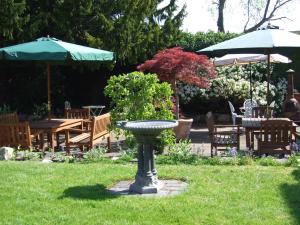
[1, 161, 300, 225]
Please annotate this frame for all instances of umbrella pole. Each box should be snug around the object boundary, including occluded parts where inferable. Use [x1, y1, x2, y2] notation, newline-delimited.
[267, 54, 271, 106]
[47, 63, 51, 120]
[249, 63, 253, 102]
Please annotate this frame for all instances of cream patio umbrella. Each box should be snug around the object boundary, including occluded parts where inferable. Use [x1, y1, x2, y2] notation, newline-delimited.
[214, 53, 292, 101]
[198, 25, 300, 105]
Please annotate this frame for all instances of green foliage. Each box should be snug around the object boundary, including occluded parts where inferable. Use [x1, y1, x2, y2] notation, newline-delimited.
[13, 150, 43, 161]
[85, 0, 186, 65]
[179, 63, 287, 115]
[164, 139, 198, 164]
[83, 147, 106, 162]
[258, 156, 281, 166]
[32, 103, 48, 120]
[114, 147, 138, 163]
[51, 152, 76, 163]
[104, 71, 175, 149]
[0, 104, 12, 115]
[0, 0, 28, 46]
[177, 31, 239, 52]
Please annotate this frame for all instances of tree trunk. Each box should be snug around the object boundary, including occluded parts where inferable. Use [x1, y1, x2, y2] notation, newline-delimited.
[173, 79, 180, 120]
[217, 0, 226, 32]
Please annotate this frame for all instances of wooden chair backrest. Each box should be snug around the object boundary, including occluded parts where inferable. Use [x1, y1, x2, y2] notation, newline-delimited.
[260, 119, 293, 147]
[0, 112, 19, 124]
[65, 108, 90, 119]
[90, 113, 111, 142]
[252, 106, 274, 118]
[0, 122, 31, 148]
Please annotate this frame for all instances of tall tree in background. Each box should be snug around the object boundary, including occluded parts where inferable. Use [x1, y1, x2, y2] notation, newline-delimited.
[0, 0, 28, 46]
[242, 0, 293, 33]
[212, 0, 294, 33]
[86, 0, 186, 66]
[216, 0, 226, 32]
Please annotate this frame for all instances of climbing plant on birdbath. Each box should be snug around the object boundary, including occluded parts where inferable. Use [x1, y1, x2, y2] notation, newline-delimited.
[138, 47, 216, 119]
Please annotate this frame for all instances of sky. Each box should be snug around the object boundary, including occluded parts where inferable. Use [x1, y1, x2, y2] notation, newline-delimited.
[175, 0, 300, 33]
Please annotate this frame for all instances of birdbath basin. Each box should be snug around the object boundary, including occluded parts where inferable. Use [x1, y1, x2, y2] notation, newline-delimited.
[117, 120, 178, 194]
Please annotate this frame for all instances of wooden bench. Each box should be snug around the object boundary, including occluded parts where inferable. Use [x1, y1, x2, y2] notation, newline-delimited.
[65, 113, 111, 153]
[0, 122, 33, 149]
[0, 112, 19, 124]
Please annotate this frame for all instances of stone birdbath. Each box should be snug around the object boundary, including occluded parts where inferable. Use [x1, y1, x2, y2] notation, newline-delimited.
[117, 120, 178, 194]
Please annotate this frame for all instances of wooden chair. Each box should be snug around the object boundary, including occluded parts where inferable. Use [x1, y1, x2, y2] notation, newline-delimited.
[252, 106, 274, 118]
[0, 112, 19, 124]
[64, 108, 90, 119]
[65, 113, 111, 154]
[256, 119, 293, 155]
[0, 122, 33, 149]
[206, 112, 241, 157]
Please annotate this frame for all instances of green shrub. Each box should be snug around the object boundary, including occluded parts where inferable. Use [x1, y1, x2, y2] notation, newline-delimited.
[104, 71, 175, 151]
[258, 156, 281, 166]
[161, 139, 198, 164]
[83, 147, 106, 162]
[51, 152, 76, 163]
[0, 104, 12, 115]
[114, 147, 138, 163]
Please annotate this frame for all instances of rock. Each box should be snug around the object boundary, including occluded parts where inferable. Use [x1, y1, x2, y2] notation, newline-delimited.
[42, 158, 53, 163]
[111, 156, 119, 161]
[0, 147, 14, 160]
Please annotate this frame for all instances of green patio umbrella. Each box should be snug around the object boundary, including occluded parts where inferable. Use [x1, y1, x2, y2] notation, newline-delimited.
[197, 25, 300, 105]
[0, 37, 114, 119]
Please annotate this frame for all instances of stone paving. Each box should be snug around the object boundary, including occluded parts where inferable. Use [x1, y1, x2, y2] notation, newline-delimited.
[108, 180, 188, 197]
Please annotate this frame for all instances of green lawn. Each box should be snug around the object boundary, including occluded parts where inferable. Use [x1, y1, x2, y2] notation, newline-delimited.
[0, 161, 300, 225]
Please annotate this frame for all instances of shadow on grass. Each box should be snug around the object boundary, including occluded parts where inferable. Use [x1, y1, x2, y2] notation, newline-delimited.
[59, 184, 118, 201]
[280, 168, 300, 224]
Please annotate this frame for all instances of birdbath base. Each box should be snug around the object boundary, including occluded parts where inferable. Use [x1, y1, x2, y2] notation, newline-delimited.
[129, 175, 164, 194]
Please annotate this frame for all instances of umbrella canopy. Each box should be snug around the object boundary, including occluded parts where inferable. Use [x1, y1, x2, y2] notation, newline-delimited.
[214, 53, 291, 66]
[0, 37, 114, 119]
[198, 28, 300, 56]
[0, 37, 114, 61]
[214, 53, 292, 103]
[198, 27, 300, 105]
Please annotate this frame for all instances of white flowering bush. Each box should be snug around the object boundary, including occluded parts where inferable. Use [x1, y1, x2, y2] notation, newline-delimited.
[179, 63, 287, 115]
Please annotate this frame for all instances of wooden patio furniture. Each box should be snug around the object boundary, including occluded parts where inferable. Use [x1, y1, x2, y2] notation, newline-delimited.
[64, 108, 90, 119]
[256, 119, 293, 155]
[65, 113, 111, 154]
[240, 99, 257, 118]
[0, 112, 19, 124]
[0, 122, 37, 149]
[206, 112, 241, 157]
[64, 108, 91, 130]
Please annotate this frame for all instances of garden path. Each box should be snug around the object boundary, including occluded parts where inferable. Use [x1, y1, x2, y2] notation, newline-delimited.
[104, 125, 248, 157]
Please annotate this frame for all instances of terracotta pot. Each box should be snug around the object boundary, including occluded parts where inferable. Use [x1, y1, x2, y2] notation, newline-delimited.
[173, 118, 193, 140]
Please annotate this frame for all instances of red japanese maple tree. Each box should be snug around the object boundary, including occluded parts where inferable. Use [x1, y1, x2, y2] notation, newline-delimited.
[138, 47, 216, 119]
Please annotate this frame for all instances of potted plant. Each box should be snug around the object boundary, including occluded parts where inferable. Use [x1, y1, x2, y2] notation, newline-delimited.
[138, 47, 216, 139]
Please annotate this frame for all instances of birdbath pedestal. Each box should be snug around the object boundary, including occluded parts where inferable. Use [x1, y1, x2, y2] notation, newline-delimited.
[117, 120, 178, 194]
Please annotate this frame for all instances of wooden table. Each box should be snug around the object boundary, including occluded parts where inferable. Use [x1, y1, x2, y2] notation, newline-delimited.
[242, 118, 297, 149]
[30, 119, 83, 150]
